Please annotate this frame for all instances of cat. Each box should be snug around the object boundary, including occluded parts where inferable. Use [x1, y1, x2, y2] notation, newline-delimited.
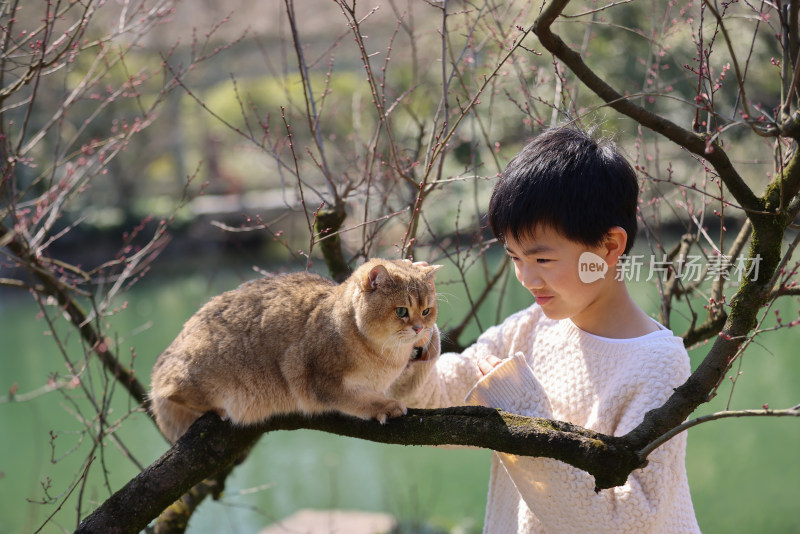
[150, 258, 442, 443]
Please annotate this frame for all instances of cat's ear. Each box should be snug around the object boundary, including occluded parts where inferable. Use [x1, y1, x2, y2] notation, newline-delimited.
[421, 264, 444, 280]
[365, 264, 390, 291]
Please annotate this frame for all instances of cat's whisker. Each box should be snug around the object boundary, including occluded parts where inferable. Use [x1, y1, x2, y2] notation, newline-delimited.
[435, 293, 454, 305]
[437, 329, 453, 350]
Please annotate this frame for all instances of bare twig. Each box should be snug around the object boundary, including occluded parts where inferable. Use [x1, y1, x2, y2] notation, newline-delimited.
[638, 405, 800, 459]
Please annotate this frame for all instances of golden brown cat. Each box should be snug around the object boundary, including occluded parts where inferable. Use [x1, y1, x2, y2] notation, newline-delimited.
[150, 259, 441, 443]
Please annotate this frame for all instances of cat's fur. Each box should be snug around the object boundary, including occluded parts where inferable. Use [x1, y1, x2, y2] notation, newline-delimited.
[150, 259, 441, 443]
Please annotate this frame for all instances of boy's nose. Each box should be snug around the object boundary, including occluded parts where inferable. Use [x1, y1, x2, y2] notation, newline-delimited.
[521, 271, 544, 291]
[526, 278, 544, 290]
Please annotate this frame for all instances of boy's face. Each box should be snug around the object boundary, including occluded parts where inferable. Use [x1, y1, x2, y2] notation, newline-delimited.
[504, 226, 615, 330]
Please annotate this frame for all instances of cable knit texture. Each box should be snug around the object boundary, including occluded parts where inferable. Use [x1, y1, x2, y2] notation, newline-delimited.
[390, 303, 701, 533]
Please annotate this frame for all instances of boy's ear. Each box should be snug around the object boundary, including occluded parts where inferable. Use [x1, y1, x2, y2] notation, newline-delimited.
[601, 227, 628, 267]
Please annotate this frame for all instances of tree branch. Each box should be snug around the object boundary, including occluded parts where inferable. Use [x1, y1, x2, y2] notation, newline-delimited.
[0, 225, 149, 409]
[532, 0, 762, 213]
[638, 405, 800, 459]
[530, 0, 798, 455]
[76, 407, 644, 533]
[153, 464, 238, 534]
[315, 204, 350, 282]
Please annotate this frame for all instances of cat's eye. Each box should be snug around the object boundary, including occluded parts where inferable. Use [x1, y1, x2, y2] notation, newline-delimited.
[396, 307, 409, 318]
[422, 308, 431, 316]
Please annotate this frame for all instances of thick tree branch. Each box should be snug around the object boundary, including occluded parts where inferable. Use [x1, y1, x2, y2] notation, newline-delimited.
[765, 140, 800, 213]
[153, 464, 238, 534]
[315, 204, 349, 282]
[682, 309, 728, 349]
[76, 407, 644, 534]
[532, 0, 762, 214]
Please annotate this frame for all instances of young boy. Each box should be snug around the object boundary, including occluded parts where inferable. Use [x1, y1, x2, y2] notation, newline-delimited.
[390, 128, 701, 533]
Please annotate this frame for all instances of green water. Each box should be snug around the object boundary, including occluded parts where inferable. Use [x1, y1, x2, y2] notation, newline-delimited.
[1, 263, 799, 533]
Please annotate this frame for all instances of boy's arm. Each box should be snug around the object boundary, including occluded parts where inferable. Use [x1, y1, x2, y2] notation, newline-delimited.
[467, 354, 699, 533]
[388, 320, 515, 409]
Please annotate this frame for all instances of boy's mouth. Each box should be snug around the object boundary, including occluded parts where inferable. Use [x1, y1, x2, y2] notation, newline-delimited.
[533, 294, 553, 305]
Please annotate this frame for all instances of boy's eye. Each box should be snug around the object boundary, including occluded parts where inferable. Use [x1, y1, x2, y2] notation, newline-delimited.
[536, 258, 552, 264]
[396, 307, 409, 318]
[421, 308, 431, 316]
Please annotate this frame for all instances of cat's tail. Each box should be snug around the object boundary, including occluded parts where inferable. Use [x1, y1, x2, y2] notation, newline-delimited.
[149, 393, 203, 444]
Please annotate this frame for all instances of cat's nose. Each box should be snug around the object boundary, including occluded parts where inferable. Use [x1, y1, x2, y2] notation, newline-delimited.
[412, 325, 423, 334]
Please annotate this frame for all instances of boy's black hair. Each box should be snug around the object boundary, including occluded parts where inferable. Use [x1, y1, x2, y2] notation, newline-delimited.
[488, 127, 639, 254]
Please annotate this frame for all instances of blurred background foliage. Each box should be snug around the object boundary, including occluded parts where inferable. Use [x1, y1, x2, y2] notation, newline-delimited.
[2, 0, 799, 532]
[5, 0, 785, 264]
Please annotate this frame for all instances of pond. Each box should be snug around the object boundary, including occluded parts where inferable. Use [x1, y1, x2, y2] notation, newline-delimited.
[0, 257, 798, 533]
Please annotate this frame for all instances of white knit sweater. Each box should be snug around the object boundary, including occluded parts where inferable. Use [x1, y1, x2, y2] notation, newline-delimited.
[390, 303, 701, 533]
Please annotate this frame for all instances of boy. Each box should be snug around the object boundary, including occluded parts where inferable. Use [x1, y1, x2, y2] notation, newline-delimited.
[390, 128, 701, 533]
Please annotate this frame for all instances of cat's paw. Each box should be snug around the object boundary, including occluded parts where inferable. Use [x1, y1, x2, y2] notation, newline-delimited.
[370, 397, 407, 424]
[411, 325, 440, 362]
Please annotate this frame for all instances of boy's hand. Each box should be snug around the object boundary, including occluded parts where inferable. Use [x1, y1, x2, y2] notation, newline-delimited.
[476, 355, 503, 378]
